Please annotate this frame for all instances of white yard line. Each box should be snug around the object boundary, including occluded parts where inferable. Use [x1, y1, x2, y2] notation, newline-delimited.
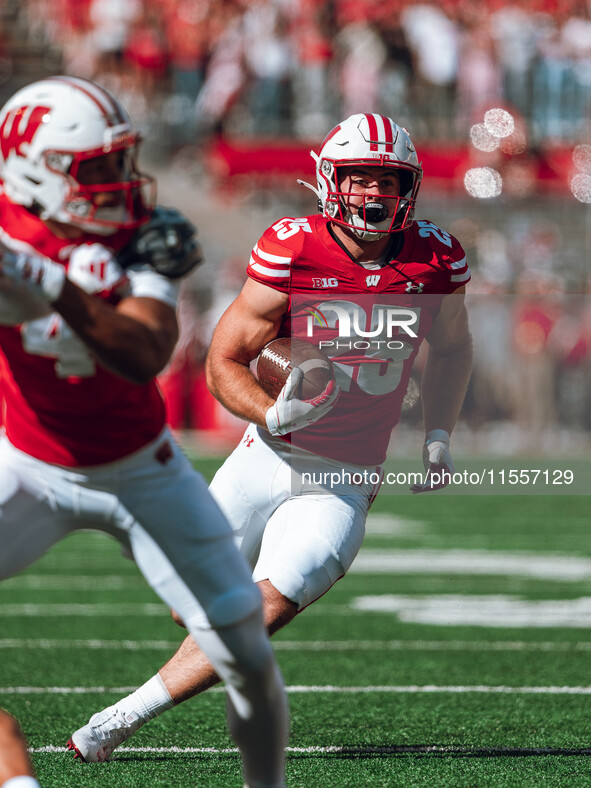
[29, 744, 591, 755]
[2, 638, 591, 652]
[0, 604, 167, 616]
[3, 546, 591, 593]
[0, 638, 181, 650]
[0, 576, 140, 590]
[350, 550, 591, 580]
[352, 594, 591, 627]
[4, 685, 591, 695]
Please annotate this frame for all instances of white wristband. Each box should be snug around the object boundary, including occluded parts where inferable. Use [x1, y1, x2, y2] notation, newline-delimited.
[425, 429, 450, 445]
[39, 258, 66, 302]
[265, 404, 282, 436]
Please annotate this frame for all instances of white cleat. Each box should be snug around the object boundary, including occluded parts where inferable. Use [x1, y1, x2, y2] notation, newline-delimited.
[67, 706, 144, 762]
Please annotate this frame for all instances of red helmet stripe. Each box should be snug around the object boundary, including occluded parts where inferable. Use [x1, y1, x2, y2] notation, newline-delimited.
[378, 114, 394, 152]
[365, 114, 379, 151]
[365, 114, 395, 154]
[320, 123, 341, 150]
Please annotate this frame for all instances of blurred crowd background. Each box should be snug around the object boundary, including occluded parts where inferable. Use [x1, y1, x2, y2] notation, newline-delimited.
[0, 0, 590, 455]
[2, 0, 590, 144]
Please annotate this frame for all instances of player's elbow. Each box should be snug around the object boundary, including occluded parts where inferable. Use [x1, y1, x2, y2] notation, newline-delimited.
[111, 344, 174, 386]
[205, 350, 218, 396]
[432, 329, 473, 360]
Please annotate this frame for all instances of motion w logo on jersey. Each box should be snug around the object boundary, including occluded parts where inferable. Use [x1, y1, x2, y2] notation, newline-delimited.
[0, 105, 50, 159]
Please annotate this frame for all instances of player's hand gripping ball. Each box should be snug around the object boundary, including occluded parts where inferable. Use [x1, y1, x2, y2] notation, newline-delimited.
[259, 338, 339, 437]
[256, 337, 335, 400]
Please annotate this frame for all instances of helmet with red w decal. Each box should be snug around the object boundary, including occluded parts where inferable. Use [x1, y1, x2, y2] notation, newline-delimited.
[300, 114, 422, 240]
[0, 76, 155, 234]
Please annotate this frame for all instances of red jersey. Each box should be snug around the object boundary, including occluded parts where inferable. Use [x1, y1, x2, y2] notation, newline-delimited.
[248, 214, 470, 465]
[0, 191, 174, 467]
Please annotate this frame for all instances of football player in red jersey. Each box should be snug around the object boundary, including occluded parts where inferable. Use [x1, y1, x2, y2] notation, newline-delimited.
[0, 76, 288, 788]
[70, 114, 472, 760]
[0, 710, 41, 788]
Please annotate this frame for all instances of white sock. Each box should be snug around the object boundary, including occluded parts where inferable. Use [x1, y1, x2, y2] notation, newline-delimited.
[116, 674, 174, 722]
[3, 778, 42, 788]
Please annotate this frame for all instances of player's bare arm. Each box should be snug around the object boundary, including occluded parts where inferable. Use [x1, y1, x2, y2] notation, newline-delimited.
[54, 283, 179, 384]
[0, 709, 38, 786]
[1, 75, 289, 786]
[421, 285, 473, 434]
[206, 277, 288, 426]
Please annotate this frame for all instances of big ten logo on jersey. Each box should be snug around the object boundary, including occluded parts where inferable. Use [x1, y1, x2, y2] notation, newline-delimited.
[271, 217, 312, 240]
[297, 296, 423, 396]
[0, 105, 50, 159]
[312, 277, 338, 288]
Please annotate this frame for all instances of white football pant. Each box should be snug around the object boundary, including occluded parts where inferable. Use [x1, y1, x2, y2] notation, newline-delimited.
[0, 430, 287, 787]
[210, 425, 381, 610]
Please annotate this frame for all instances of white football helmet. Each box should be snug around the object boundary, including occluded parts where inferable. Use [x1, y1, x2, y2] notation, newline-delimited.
[300, 113, 422, 240]
[0, 76, 155, 235]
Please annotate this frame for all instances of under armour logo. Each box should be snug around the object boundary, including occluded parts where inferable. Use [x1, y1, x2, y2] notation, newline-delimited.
[405, 282, 424, 293]
[243, 436, 254, 447]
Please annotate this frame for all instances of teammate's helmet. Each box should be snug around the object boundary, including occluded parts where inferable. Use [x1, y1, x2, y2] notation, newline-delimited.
[0, 76, 155, 234]
[312, 113, 422, 240]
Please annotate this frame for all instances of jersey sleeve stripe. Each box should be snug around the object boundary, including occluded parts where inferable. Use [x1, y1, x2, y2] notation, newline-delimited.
[451, 268, 471, 283]
[249, 259, 290, 278]
[449, 257, 467, 270]
[252, 243, 292, 265]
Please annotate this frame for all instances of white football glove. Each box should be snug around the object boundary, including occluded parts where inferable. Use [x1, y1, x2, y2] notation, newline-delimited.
[410, 429, 455, 494]
[265, 368, 340, 437]
[0, 243, 66, 302]
[67, 244, 128, 296]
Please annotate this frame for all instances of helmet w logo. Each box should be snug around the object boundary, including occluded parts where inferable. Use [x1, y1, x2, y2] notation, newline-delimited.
[0, 105, 50, 159]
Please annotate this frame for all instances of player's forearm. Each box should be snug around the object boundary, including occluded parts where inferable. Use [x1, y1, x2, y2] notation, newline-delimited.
[53, 280, 177, 384]
[206, 353, 274, 429]
[420, 338, 473, 435]
[0, 711, 37, 784]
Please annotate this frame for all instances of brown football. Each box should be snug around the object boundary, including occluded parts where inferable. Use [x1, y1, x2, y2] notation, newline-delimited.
[256, 337, 335, 400]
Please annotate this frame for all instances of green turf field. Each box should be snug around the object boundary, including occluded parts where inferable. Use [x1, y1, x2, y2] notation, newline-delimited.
[1, 456, 590, 787]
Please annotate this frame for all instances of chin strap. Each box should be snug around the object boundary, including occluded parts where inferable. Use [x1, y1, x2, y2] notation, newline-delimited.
[347, 213, 390, 240]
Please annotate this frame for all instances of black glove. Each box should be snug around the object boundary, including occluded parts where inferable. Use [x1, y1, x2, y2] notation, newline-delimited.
[117, 206, 203, 279]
